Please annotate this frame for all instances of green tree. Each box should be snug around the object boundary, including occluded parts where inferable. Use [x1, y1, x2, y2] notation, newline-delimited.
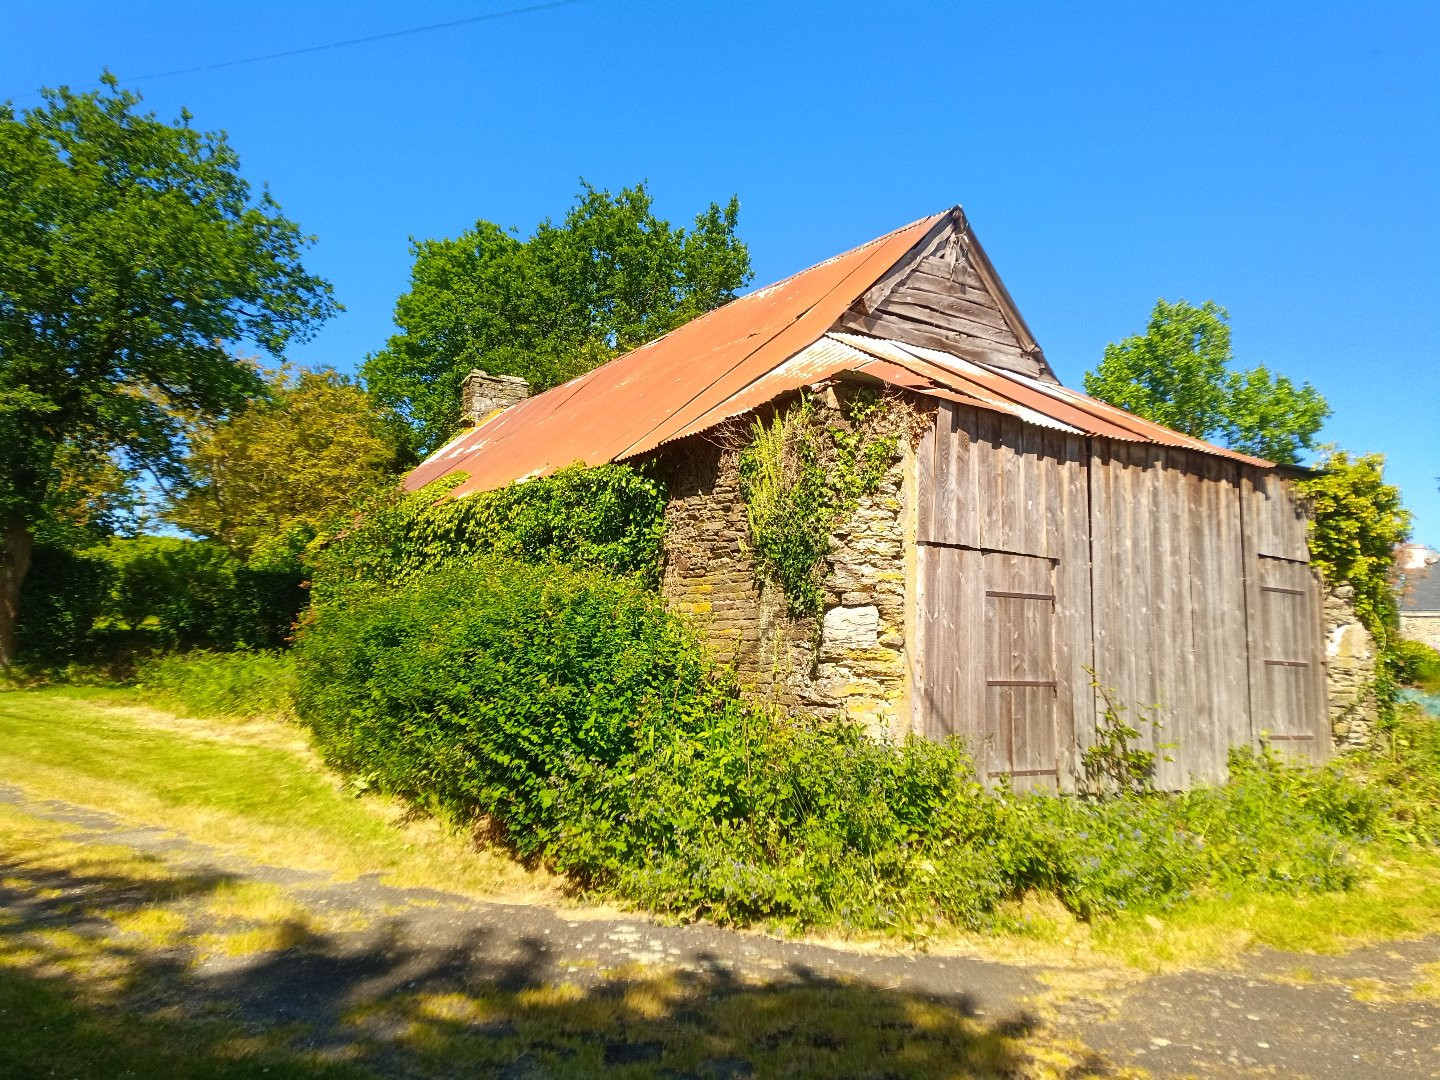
[0, 76, 335, 665]
[1084, 299, 1329, 463]
[363, 182, 751, 454]
[167, 367, 409, 561]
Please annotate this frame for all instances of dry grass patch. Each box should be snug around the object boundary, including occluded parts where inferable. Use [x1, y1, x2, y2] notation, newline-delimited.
[0, 687, 558, 903]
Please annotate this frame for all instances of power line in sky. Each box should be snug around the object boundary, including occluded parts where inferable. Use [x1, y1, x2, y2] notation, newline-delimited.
[7, 0, 589, 99]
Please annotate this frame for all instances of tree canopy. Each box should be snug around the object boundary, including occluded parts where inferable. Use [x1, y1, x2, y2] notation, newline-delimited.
[167, 367, 410, 562]
[1084, 299, 1329, 464]
[0, 75, 335, 663]
[362, 182, 752, 455]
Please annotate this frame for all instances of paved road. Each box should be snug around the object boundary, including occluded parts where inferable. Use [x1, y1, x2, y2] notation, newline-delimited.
[3, 782, 1437, 1077]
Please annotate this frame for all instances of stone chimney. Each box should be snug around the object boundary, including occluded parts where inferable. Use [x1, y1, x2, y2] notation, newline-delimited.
[461, 369, 530, 426]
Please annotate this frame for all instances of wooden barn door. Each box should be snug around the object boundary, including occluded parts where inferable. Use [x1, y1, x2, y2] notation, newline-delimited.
[1242, 471, 1330, 760]
[917, 546, 1060, 789]
[1249, 555, 1329, 756]
[914, 402, 1087, 791]
[982, 553, 1060, 788]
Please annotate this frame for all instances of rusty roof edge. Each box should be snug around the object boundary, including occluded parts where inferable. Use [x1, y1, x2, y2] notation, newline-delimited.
[833, 335, 1086, 435]
[629, 337, 879, 454]
[997, 367, 1274, 467]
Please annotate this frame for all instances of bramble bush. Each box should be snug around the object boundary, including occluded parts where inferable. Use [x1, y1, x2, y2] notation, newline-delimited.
[292, 553, 1397, 932]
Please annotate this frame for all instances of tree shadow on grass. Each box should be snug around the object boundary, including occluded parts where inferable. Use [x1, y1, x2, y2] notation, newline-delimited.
[0, 856, 1116, 1079]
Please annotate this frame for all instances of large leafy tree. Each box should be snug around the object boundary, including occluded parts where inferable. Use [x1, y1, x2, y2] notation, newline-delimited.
[0, 75, 335, 665]
[364, 182, 752, 454]
[167, 367, 410, 561]
[1084, 299, 1329, 464]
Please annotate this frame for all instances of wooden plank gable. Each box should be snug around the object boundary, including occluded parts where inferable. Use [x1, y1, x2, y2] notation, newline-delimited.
[835, 214, 1059, 384]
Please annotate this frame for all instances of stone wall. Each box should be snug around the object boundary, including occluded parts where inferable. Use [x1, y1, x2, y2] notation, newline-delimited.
[656, 401, 914, 738]
[1323, 582, 1378, 749]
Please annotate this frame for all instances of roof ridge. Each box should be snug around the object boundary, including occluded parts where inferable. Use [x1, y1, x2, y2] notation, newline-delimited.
[745, 208, 956, 302]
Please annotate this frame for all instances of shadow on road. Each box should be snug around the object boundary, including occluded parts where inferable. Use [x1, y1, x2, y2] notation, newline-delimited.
[0, 853, 1112, 1079]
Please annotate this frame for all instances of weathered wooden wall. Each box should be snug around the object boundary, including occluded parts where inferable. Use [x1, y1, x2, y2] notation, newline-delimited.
[914, 402, 1091, 791]
[1088, 443, 1252, 786]
[913, 405, 1329, 789]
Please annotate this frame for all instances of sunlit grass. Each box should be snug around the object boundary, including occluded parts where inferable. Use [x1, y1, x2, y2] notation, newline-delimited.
[835, 847, 1440, 975]
[0, 686, 557, 902]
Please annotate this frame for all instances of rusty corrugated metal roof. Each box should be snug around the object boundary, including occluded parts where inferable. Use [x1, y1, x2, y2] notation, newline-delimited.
[406, 212, 948, 497]
[406, 210, 1271, 495]
[829, 335, 1272, 466]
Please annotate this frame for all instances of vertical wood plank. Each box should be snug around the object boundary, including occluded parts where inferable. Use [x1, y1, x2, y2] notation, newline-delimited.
[916, 417, 937, 545]
[932, 403, 956, 546]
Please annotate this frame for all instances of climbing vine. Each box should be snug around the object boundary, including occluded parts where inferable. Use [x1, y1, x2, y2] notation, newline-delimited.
[738, 389, 904, 619]
[1295, 448, 1411, 710]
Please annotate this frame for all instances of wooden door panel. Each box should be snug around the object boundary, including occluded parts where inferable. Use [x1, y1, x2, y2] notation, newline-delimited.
[1248, 555, 1329, 759]
[983, 552, 1058, 790]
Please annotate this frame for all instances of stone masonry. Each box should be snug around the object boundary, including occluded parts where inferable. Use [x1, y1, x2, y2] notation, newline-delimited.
[461, 370, 530, 425]
[1324, 582, 1378, 749]
[657, 402, 914, 738]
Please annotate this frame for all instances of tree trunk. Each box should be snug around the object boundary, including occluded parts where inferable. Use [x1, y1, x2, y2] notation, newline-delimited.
[0, 516, 33, 669]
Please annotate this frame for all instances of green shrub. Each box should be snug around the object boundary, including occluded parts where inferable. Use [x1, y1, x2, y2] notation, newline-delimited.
[293, 554, 1390, 933]
[294, 557, 705, 855]
[306, 463, 666, 606]
[16, 544, 114, 664]
[136, 650, 296, 720]
[1295, 450, 1412, 709]
[101, 536, 303, 650]
[1346, 705, 1440, 845]
[1394, 639, 1440, 691]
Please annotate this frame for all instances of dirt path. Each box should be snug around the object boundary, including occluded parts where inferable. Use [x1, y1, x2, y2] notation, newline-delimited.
[3, 781, 1438, 1078]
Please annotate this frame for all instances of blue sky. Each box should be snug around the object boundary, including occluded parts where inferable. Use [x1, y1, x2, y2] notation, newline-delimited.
[6, 0, 1438, 542]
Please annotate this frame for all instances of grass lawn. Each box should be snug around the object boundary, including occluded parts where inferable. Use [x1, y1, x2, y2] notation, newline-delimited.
[0, 794, 1107, 1079]
[0, 685, 556, 902]
[3, 685, 1440, 1076]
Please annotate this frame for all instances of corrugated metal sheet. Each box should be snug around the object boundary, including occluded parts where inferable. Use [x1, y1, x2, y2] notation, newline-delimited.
[832, 334, 1271, 465]
[407, 211, 1272, 496]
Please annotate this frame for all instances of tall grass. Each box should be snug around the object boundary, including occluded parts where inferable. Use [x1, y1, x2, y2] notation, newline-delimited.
[135, 650, 296, 721]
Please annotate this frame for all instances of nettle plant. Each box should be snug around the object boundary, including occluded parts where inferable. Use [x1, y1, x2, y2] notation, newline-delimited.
[737, 389, 906, 619]
[1079, 676, 1168, 797]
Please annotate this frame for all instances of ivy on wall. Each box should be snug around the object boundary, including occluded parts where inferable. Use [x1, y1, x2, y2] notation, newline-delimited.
[1295, 449, 1412, 708]
[307, 463, 667, 606]
[737, 389, 904, 619]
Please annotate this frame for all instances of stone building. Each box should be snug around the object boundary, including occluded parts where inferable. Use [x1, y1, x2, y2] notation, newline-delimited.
[408, 207, 1349, 789]
[1398, 543, 1440, 652]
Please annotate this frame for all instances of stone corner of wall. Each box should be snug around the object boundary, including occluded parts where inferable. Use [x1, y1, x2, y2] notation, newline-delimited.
[1323, 581, 1380, 750]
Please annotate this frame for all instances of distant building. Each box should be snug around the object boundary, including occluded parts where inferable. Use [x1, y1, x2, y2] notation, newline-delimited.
[1398, 543, 1440, 651]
